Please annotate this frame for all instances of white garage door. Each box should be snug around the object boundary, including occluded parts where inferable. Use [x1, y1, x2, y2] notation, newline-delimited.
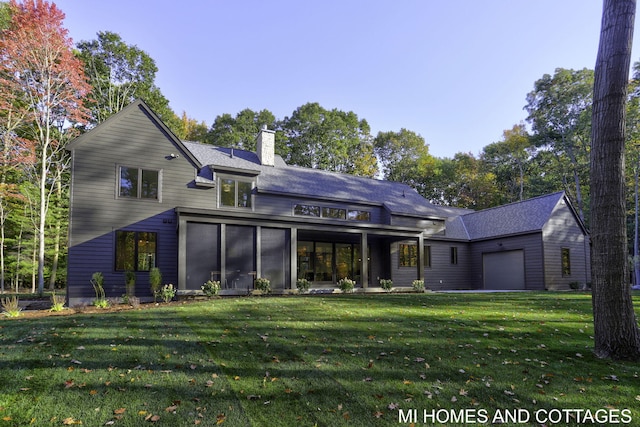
[483, 250, 525, 290]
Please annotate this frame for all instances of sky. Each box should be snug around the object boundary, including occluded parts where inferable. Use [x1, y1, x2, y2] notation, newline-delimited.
[52, 0, 640, 158]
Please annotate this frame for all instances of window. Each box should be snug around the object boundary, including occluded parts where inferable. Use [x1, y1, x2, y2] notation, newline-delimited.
[115, 231, 157, 271]
[561, 247, 571, 276]
[322, 207, 346, 220]
[450, 246, 458, 265]
[119, 166, 160, 200]
[294, 204, 321, 217]
[293, 205, 371, 222]
[348, 210, 371, 221]
[219, 178, 253, 208]
[399, 243, 418, 267]
[424, 245, 431, 268]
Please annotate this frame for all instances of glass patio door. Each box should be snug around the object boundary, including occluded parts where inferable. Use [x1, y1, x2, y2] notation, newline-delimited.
[314, 242, 333, 282]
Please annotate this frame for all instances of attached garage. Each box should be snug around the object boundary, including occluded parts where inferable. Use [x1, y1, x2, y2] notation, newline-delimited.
[483, 250, 525, 290]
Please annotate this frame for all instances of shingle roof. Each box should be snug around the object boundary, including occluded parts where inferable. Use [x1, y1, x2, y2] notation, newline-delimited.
[181, 142, 572, 240]
[460, 192, 566, 240]
[182, 141, 455, 219]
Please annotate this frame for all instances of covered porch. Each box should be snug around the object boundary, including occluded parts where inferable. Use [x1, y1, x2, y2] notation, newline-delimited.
[175, 208, 426, 294]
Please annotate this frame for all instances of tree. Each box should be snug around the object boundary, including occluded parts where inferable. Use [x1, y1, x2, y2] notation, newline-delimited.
[77, 31, 180, 131]
[481, 124, 533, 202]
[373, 129, 437, 197]
[281, 103, 377, 177]
[590, 0, 640, 360]
[175, 111, 208, 142]
[525, 68, 594, 224]
[205, 108, 277, 151]
[0, 0, 90, 294]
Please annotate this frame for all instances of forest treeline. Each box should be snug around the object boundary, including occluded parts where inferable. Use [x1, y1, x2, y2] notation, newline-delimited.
[2, 1, 640, 293]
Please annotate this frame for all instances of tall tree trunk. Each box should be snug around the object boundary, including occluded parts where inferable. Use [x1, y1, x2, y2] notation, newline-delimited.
[566, 142, 586, 223]
[635, 162, 640, 288]
[48, 178, 62, 290]
[37, 145, 47, 296]
[590, 0, 640, 360]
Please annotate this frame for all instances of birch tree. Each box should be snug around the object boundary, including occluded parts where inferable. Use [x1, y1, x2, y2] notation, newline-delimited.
[0, 0, 90, 295]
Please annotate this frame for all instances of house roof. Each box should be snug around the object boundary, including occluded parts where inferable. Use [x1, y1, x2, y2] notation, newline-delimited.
[66, 99, 202, 168]
[460, 192, 569, 240]
[182, 140, 457, 219]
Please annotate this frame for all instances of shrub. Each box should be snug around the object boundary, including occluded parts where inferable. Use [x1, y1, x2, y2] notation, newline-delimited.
[412, 279, 425, 292]
[1, 296, 21, 318]
[90, 272, 108, 307]
[337, 277, 355, 293]
[255, 277, 271, 294]
[50, 292, 66, 312]
[202, 280, 221, 297]
[93, 298, 110, 309]
[149, 267, 162, 302]
[296, 278, 311, 294]
[379, 278, 393, 292]
[569, 281, 582, 290]
[160, 284, 176, 303]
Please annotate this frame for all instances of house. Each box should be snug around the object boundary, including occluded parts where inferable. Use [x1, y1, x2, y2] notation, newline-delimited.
[65, 100, 590, 305]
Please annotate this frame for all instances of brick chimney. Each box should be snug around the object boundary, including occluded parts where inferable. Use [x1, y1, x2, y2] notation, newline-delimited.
[256, 125, 276, 166]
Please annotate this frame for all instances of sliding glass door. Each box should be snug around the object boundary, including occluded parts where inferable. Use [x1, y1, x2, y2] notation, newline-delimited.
[298, 241, 362, 285]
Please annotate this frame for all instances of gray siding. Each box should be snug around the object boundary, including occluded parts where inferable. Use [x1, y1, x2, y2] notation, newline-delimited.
[390, 240, 421, 286]
[542, 202, 591, 290]
[423, 241, 471, 290]
[467, 234, 545, 290]
[253, 193, 386, 224]
[67, 104, 214, 300]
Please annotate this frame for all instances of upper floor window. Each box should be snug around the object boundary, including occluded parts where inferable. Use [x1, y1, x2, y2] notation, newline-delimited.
[219, 178, 253, 208]
[322, 207, 346, 220]
[293, 204, 370, 222]
[119, 166, 160, 200]
[294, 204, 320, 217]
[348, 210, 371, 221]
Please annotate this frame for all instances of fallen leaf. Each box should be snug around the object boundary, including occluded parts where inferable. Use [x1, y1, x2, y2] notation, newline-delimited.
[114, 408, 126, 415]
[165, 405, 178, 413]
[373, 411, 384, 418]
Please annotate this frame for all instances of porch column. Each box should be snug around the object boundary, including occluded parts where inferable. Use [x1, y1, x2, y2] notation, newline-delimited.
[290, 227, 298, 289]
[220, 224, 226, 288]
[361, 232, 369, 288]
[255, 226, 262, 279]
[178, 217, 187, 290]
[417, 233, 425, 281]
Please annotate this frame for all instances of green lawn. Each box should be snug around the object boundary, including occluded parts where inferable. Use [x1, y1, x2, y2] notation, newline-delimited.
[1, 292, 639, 426]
